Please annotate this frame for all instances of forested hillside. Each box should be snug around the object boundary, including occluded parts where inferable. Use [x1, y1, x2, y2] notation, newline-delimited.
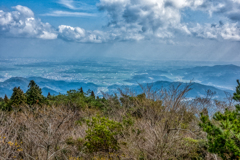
[0, 80, 239, 159]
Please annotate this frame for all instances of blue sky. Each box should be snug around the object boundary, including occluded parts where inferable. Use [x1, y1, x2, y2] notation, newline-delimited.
[0, 0, 240, 61]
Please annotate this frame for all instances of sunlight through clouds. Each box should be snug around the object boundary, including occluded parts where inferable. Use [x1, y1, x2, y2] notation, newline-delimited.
[1, 0, 240, 43]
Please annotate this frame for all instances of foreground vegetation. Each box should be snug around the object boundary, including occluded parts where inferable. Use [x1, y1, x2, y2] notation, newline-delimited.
[0, 80, 239, 159]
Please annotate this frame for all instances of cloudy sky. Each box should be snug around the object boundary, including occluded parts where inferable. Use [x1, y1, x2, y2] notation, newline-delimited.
[0, 0, 240, 61]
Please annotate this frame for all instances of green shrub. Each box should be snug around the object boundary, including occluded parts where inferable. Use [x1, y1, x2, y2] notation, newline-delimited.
[0, 101, 9, 111]
[47, 89, 106, 110]
[200, 106, 240, 159]
[200, 80, 240, 159]
[84, 116, 123, 153]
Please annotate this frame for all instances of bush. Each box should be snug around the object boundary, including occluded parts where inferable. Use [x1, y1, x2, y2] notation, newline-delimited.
[200, 80, 240, 159]
[200, 106, 240, 159]
[0, 101, 10, 111]
[48, 89, 106, 110]
[84, 116, 123, 153]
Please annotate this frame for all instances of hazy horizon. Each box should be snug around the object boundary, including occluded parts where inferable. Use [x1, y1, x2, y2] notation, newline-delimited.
[1, 0, 240, 99]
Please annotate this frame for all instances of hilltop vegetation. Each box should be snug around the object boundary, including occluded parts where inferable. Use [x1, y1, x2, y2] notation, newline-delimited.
[0, 80, 239, 159]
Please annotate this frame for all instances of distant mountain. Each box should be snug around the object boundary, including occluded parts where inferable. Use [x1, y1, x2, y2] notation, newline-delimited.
[42, 87, 59, 96]
[0, 77, 29, 98]
[28, 77, 98, 93]
[125, 65, 240, 90]
[0, 77, 29, 90]
[0, 77, 98, 97]
[108, 81, 233, 99]
[0, 76, 234, 100]
[170, 64, 240, 90]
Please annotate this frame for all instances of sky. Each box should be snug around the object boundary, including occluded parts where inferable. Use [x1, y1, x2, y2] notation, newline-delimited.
[0, 0, 240, 61]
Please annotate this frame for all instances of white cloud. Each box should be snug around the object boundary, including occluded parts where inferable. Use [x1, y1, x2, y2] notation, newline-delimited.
[41, 10, 96, 17]
[0, 5, 105, 43]
[58, 0, 95, 10]
[189, 22, 240, 41]
[0, 11, 12, 25]
[221, 23, 240, 40]
[59, 0, 76, 10]
[167, 0, 205, 9]
[200, 0, 240, 21]
[0, 5, 57, 39]
[96, 0, 207, 40]
[14, 5, 34, 17]
[97, 0, 240, 41]
[97, 0, 184, 40]
[98, 0, 181, 30]
[58, 25, 107, 43]
[208, 3, 225, 17]
[1, 3, 240, 43]
[38, 31, 58, 39]
[190, 23, 217, 39]
[230, 0, 240, 4]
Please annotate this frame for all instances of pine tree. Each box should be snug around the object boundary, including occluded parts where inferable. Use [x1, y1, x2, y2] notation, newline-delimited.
[233, 79, 240, 102]
[4, 94, 9, 103]
[79, 87, 83, 94]
[200, 80, 240, 159]
[47, 92, 51, 99]
[10, 87, 27, 107]
[26, 80, 45, 105]
[91, 91, 95, 98]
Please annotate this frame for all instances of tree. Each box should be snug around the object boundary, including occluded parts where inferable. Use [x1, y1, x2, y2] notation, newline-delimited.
[79, 87, 83, 94]
[200, 80, 240, 159]
[10, 87, 27, 107]
[90, 91, 95, 98]
[4, 94, 9, 103]
[47, 92, 51, 99]
[233, 79, 240, 102]
[26, 80, 45, 105]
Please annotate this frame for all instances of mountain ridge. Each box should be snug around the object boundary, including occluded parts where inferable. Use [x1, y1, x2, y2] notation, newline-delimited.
[0, 76, 232, 99]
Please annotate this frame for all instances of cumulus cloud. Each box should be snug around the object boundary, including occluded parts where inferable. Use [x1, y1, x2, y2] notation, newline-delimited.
[199, 0, 240, 21]
[0, 5, 101, 42]
[1, 3, 240, 43]
[189, 22, 240, 41]
[220, 23, 240, 40]
[58, 25, 108, 43]
[98, 0, 184, 34]
[14, 5, 34, 17]
[38, 31, 58, 39]
[96, 0, 206, 40]
[97, 0, 240, 41]
[0, 5, 57, 39]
